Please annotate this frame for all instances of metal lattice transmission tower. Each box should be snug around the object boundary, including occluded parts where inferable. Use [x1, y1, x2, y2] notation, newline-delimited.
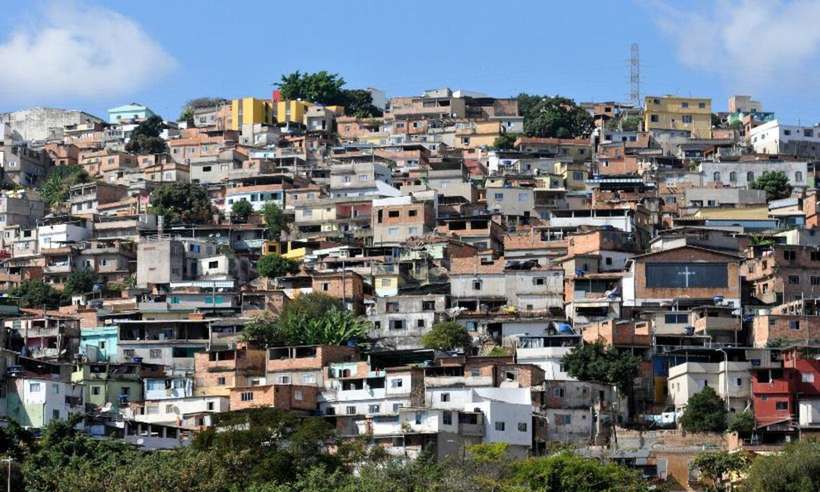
[629, 43, 640, 107]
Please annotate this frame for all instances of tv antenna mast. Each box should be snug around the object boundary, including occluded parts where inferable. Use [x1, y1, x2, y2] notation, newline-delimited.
[629, 43, 641, 107]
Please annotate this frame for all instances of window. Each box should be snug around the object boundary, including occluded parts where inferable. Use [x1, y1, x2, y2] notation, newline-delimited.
[802, 373, 815, 383]
[343, 405, 356, 415]
[788, 275, 800, 285]
[389, 319, 405, 330]
[518, 422, 528, 432]
[149, 349, 162, 359]
[796, 171, 803, 182]
[369, 404, 380, 414]
[440, 393, 450, 402]
[682, 115, 693, 123]
[91, 386, 101, 396]
[380, 278, 391, 288]
[650, 114, 659, 122]
[415, 411, 423, 424]
[417, 319, 425, 328]
[277, 375, 290, 384]
[518, 192, 528, 203]
[533, 277, 545, 286]
[790, 320, 801, 330]
[217, 377, 226, 385]
[736, 378, 742, 386]
[422, 301, 435, 311]
[811, 276, 820, 286]
[393, 403, 402, 413]
[805, 129, 814, 138]
[208, 260, 218, 269]
[408, 209, 417, 217]
[358, 174, 368, 182]
[240, 392, 254, 402]
[52, 409, 60, 420]
[443, 411, 453, 425]
[713, 171, 721, 182]
[120, 386, 130, 396]
[472, 280, 482, 290]
[784, 250, 796, 261]
[681, 102, 689, 108]
[390, 378, 403, 388]
[494, 192, 504, 201]
[302, 374, 316, 385]
[494, 421, 506, 431]
[29, 383, 41, 392]
[747, 172, 755, 183]
[776, 401, 789, 410]
[387, 227, 399, 236]
[698, 102, 706, 109]
[729, 171, 737, 182]
[555, 414, 572, 425]
[388, 210, 400, 218]
[207, 402, 215, 411]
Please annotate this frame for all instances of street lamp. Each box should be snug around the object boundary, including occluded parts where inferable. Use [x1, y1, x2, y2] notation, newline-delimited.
[2, 457, 12, 492]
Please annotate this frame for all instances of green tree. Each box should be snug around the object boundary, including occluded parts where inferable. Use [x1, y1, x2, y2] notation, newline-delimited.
[64, 268, 98, 296]
[523, 96, 593, 138]
[744, 440, 820, 492]
[257, 254, 299, 279]
[178, 97, 227, 124]
[752, 170, 793, 201]
[561, 341, 641, 393]
[125, 115, 168, 154]
[510, 451, 650, 492]
[517, 93, 543, 118]
[261, 202, 290, 240]
[9, 280, 65, 308]
[277, 71, 347, 105]
[231, 200, 254, 223]
[341, 89, 383, 118]
[492, 132, 518, 150]
[690, 450, 752, 492]
[621, 115, 641, 131]
[38, 165, 89, 209]
[727, 410, 755, 436]
[149, 182, 214, 225]
[679, 386, 728, 433]
[421, 321, 472, 352]
[242, 293, 368, 347]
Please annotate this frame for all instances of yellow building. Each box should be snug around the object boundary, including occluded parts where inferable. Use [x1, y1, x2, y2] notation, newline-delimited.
[275, 100, 311, 126]
[643, 95, 712, 138]
[455, 121, 503, 149]
[554, 161, 588, 190]
[230, 97, 274, 130]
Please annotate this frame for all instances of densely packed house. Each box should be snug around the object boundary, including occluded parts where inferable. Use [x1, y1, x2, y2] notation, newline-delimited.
[0, 90, 819, 475]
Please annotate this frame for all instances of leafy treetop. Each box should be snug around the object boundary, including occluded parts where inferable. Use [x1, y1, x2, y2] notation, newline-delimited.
[149, 182, 214, 225]
[679, 386, 728, 433]
[421, 321, 472, 352]
[561, 341, 641, 393]
[751, 170, 793, 201]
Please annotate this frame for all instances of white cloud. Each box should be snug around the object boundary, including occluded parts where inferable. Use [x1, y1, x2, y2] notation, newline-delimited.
[651, 0, 820, 89]
[0, 1, 176, 102]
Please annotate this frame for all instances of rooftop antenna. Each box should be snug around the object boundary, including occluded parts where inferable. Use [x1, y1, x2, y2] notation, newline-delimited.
[629, 43, 641, 107]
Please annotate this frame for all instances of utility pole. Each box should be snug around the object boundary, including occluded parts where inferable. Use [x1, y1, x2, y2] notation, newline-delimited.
[629, 43, 641, 108]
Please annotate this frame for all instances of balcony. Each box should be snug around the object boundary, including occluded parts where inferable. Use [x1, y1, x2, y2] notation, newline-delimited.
[424, 375, 493, 388]
[694, 316, 741, 333]
[44, 263, 72, 274]
[752, 379, 792, 394]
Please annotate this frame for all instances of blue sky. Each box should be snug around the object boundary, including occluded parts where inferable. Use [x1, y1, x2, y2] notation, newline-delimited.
[1, 0, 819, 123]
